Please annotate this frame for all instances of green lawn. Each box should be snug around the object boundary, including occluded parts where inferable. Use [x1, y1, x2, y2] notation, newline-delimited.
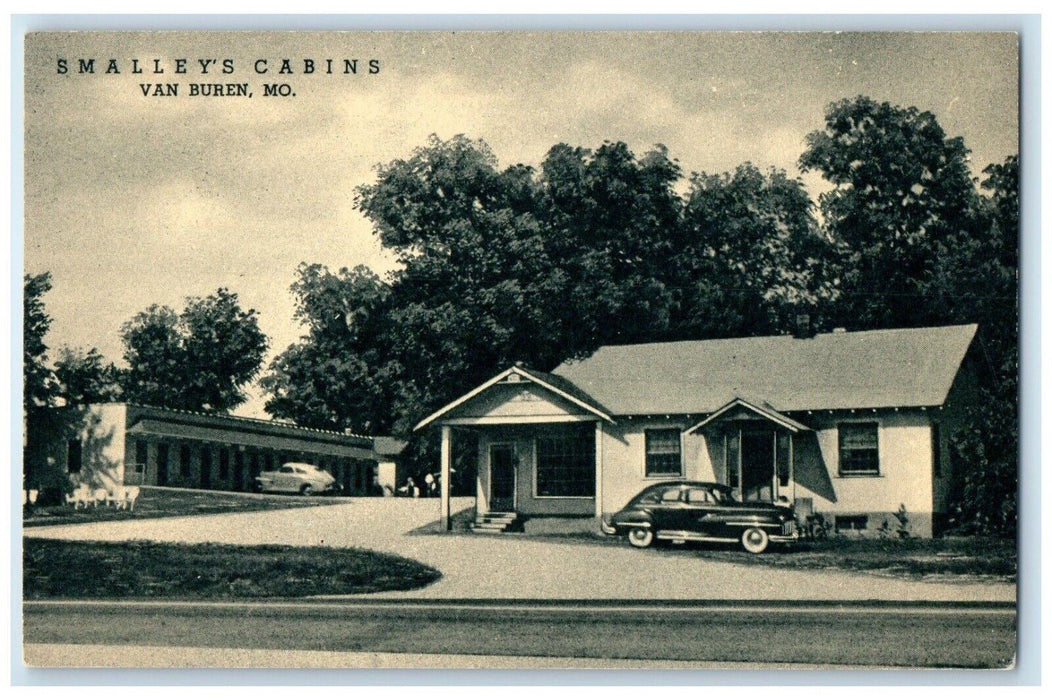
[23, 539, 441, 599]
[666, 536, 1017, 582]
[23, 486, 340, 528]
[531, 526, 1016, 582]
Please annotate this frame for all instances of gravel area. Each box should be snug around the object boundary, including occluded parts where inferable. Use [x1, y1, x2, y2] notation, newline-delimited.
[23, 497, 1016, 602]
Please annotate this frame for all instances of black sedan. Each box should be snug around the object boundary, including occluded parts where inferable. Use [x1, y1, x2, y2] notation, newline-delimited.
[601, 481, 797, 554]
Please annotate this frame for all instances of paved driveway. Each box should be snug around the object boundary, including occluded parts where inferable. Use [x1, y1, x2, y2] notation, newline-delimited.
[24, 498, 1015, 602]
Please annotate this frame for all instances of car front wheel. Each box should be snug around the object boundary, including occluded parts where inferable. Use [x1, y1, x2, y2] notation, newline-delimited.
[627, 526, 654, 549]
[740, 527, 770, 554]
[300, 484, 315, 496]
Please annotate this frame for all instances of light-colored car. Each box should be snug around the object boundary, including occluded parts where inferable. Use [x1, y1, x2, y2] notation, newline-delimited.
[255, 462, 337, 496]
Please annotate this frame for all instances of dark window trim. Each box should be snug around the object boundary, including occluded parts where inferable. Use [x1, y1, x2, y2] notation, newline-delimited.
[644, 427, 684, 478]
[533, 426, 596, 499]
[837, 421, 880, 477]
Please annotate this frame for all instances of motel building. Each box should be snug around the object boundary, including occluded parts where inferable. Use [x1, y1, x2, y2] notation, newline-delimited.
[417, 324, 980, 538]
[24, 403, 402, 501]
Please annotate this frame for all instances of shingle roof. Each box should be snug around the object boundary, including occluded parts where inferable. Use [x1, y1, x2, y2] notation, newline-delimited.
[373, 436, 409, 457]
[552, 324, 977, 415]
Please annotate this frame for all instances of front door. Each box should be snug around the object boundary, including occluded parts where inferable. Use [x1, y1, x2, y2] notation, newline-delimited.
[741, 430, 774, 502]
[489, 444, 516, 512]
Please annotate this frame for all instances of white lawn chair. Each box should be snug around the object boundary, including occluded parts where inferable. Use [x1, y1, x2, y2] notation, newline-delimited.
[117, 486, 141, 511]
[65, 484, 91, 509]
[92, 487, 110, 508]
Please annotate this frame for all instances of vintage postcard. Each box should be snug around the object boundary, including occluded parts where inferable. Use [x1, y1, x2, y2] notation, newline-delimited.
[21, 29, 1019, 672]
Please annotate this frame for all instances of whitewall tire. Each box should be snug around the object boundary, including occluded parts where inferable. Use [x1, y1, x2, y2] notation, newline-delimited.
[628, 526, 655, 549]
[741, 527, 770, 554]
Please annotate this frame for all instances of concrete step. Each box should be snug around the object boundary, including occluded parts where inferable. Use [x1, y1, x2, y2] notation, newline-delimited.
[471, 511, 524, 533]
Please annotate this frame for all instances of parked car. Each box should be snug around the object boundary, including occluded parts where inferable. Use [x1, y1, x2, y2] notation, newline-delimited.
[255, 462, 338, 496]
[600, 481, 797, 554]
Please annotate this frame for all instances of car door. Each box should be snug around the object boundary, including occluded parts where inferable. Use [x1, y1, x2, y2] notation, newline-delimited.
[276, 465, 297, 492]
[651, 485, 689, 533]
[684, 486, 720, 537]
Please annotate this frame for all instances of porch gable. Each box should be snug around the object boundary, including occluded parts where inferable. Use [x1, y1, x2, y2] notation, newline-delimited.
[414, 366, 613, 430]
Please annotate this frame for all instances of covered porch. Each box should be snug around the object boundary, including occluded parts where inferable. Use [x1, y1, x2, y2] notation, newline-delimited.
[415, 365, 613, 530]
[687, 397, 811, 505]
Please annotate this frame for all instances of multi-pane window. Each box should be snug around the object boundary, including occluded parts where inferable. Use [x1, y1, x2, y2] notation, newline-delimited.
[535, 427, 595, 497]
[838, 423, 880, 476]
[645, 428, 682, 477]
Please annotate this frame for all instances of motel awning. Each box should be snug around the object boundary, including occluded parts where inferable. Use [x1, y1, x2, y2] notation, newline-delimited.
[126, 419, 378, 460]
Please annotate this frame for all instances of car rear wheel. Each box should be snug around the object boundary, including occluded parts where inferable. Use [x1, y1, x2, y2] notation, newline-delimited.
[741, 527, 770, 554]
[300, 484, 315, 497]
[627, 526, 654, 548]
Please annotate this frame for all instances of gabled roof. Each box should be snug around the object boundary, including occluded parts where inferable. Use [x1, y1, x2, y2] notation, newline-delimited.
[686, 396, 811, 434]
[553, 324, 977, 415]
[413, 365, 614, 431]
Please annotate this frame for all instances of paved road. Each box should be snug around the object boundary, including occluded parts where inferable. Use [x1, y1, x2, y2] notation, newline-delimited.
[23, 498, 1016, 602]
[23, 599, 1016, 668]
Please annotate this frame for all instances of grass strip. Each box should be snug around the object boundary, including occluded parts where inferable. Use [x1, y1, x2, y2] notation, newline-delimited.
[23, 539, 441, 599]
[23, 487, 340, 528]
[534, 531, 1016, 581]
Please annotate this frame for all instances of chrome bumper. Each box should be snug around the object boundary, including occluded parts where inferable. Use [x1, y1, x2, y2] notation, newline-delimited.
[599, 519, 618, 535]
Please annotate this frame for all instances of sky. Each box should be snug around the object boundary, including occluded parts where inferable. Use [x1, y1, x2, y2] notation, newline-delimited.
[23, 31, 1019, 418]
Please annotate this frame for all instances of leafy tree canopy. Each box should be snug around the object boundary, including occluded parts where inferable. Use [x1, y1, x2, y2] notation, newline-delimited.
[23, 272, 54, 410]
[53, 346, 123, 406]
[799, 95, 982, 330]
[121, 288, 268, 412]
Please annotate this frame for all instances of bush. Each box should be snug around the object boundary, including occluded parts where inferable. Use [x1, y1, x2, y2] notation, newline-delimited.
[948, 390, 1017, 537]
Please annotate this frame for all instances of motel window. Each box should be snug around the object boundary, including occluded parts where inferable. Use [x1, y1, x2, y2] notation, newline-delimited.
[535, 427, 595, 498]
[67, 439, 82, 474]
[180, 444, 191, 478]
[931, 422, 942, 478]
[157, 443, 169, 485]
[838, 423, 880, 476]
[135, 440, 148, 474]
[644, 429, 682, 477]
[219, 449, 230, 480]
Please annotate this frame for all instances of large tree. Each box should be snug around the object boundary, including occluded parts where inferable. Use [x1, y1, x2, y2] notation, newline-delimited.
[353, 135, 568, 434]
[262, 264, 394, 432]
[23, 272, 54, 410]
[53, 346, 123, 406]
[534, 141, 683, 351]
[264, 135, 831, 460]
[121, 288, 268, 411]
[674, 163, 836, 338]
[799, 95, 982, 330]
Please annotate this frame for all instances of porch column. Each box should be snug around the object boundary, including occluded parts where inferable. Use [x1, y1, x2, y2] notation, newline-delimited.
[594, 420, 604, 520]
[440, 424, 452, 531]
